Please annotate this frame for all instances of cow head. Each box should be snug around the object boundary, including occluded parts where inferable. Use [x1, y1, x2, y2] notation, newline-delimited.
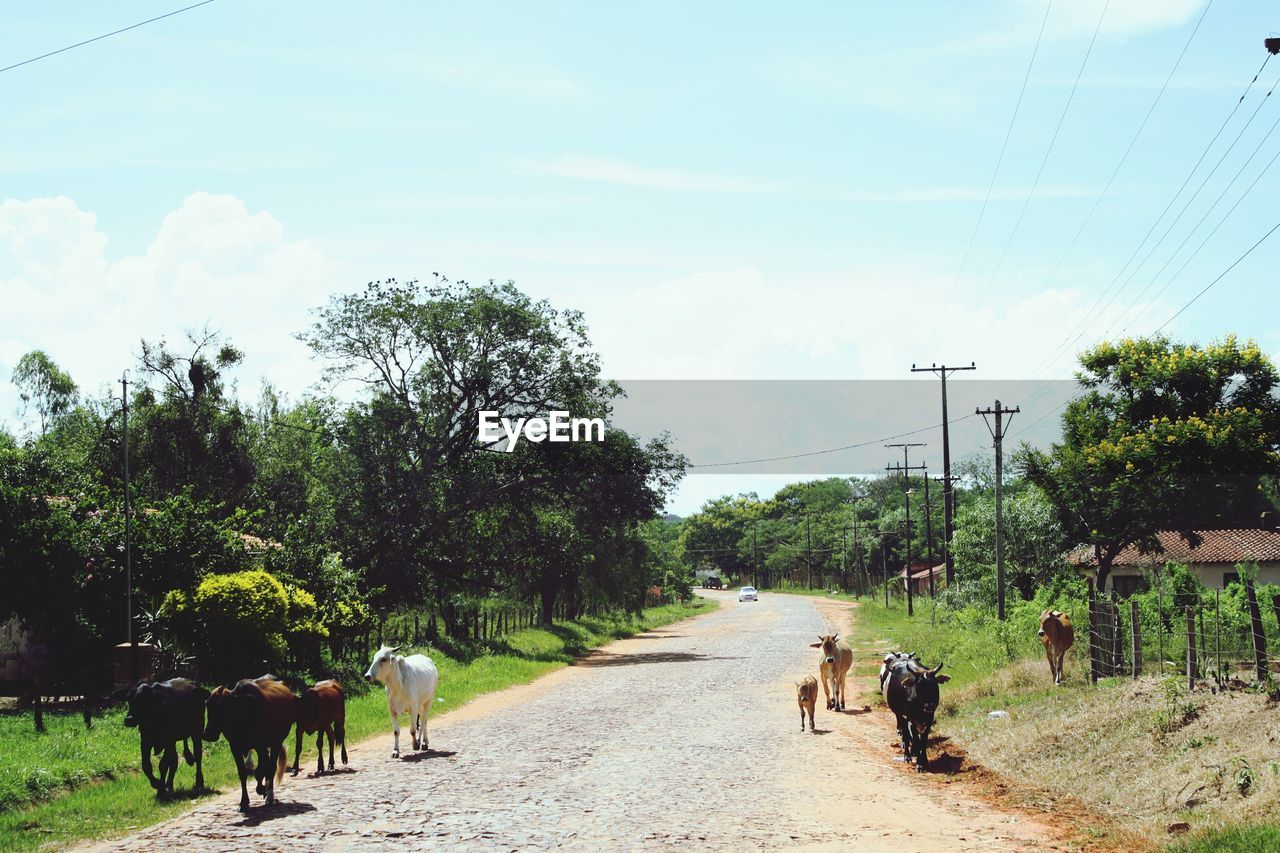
[879, 651, 919, 684]
[809, 634, 840, 665]
[123, 681, 165, 729]
[203, 685, 256, 743]
[364, 645, 400, 684]
[1038, 609, 1064, 638]
[896, 662, 951, 720]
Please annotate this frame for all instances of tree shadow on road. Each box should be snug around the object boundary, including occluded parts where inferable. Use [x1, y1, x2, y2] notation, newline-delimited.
[399, 749, 458, 763]
[571, 650, 741, 667]
[233, 801, 317, 826]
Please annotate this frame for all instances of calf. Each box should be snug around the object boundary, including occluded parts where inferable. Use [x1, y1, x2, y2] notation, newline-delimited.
[809, 633, 853, 711]
[365, 645, 439, 758]
[882, 658, 950, 772]
[203, 675, 295, 811]
[292, 679, 348, 776]
[1038, 609, 1074, 686]
[796, 676, 818, 732]
[123, 678, 208, 794]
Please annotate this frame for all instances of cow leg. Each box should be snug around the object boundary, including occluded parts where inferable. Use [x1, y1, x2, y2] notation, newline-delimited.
[337, 716, 348, 766]
[325, 725, 335, 770]
[420, 699, 431, 750]
[183, 738, 194, 766]
[836, 671, 846, 711]
[255, 746, 270, 795]
[819, 667, 832, 710]
[162, 743, 178, 792]
[1055, 649, 1066, 686]
[390, 709, 401, 758]
[895, 715, 912, 762]
[317, 731, 326, 774]
[1044, 644, 1056, 685]
[140, 740, 162, 792]
[231, 749, 251, 811]
[193, 733, 204, 790]
[914, 723, 931, 772]
[263, 745, 277, 806]
[292, 726, 303, 776]
[410, 711, 421, 751]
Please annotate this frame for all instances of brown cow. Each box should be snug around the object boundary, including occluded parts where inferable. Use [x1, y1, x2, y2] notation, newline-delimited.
[809, 633, 853, 711]
[204, 675, 295, 811]
[292, 679, 348, 776]
[796, 676, 818, 732]
[1038, 610, 1074, 686]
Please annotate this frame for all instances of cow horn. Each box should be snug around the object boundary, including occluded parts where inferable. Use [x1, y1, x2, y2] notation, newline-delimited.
[930, 661, 945, 675]
[388, 645, 401, 654]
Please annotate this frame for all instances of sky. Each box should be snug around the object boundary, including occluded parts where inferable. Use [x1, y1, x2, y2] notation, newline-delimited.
[3, 1, 1280, 514]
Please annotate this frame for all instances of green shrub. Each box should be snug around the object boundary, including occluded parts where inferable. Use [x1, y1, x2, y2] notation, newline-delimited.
[191, 570, 289, 682]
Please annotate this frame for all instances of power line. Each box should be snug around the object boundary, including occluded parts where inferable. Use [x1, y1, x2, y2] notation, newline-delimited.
[1034, 0, 1215, 298]
[954, 0, 1110, 340]
[928, 0, 1055, 341]
[685, 414, 976, 469]
[0, 1, 216, 76]
[1013, 52, 1275, 391]
[1151, 216, 1280, 334]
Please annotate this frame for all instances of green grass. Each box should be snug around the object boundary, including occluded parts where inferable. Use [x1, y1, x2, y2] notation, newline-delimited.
[0, 598, 710, 850]
[1167, 822, 1280, 851]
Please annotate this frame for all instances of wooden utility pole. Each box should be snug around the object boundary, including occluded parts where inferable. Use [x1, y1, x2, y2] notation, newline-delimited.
[977, 399, 1018, 621]
[922, 474, 936, 597]
[121, 371, 138, 683]
[911, 362, 976, 588]
[886, 442, 927, 617]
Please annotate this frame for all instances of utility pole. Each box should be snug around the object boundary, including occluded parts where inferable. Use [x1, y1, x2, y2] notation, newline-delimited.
[752, 519, 759, 589]
[805, 514, 813, 590]
[911, 361, 976, 588]
[886, 442, 927, 616]
[121, 371, 137, 682]
[922, 474, 936, 598]
[977, 399, 1019, 621]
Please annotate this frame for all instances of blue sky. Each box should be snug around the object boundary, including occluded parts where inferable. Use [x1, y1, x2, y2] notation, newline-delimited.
[3, 1, 1279, 513]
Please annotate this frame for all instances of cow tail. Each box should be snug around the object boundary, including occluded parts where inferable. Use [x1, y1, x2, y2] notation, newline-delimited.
[276, 746, 287, 785]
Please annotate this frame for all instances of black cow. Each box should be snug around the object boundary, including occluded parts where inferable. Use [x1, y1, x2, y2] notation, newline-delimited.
[123, 678, 208, 793]
[881, 658, 950, 772]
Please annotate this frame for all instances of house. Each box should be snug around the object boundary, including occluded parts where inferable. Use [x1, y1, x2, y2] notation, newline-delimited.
[1068, 529, 1280, 595]
[897, 562, 946, 596]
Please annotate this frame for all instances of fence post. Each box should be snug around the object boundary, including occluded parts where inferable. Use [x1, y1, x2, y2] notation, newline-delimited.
[1087, 578, 1100, 684]
[1271, 593, 1280, 634]
[1186, 606, 1197, 691]
[1110, 594, 1124, 677]
[1131, 599, 1142, 679]
[1245, 578, 1270, 683]
[1215, 590, 1222, 685]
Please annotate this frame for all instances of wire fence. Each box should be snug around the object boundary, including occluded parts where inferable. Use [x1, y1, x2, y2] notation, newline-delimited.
[1085, 577, 1279, 689]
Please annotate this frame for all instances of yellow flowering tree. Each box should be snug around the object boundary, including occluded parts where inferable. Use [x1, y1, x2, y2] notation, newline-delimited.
[1019, 336, 1280, 589]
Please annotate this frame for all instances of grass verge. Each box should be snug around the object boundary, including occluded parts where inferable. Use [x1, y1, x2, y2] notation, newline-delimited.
[0, 598, 711, 850]
[837, 595, 1280, 848]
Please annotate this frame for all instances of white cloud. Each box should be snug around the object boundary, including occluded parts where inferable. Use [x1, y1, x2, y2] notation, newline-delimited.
[0, 193, 338, 426]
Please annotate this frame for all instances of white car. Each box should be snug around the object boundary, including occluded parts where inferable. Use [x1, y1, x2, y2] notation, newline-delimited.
[738, 586, 758, 602]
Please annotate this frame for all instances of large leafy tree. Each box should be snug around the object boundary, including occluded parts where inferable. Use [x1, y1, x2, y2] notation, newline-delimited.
[11, 350, 78, 435]
[1019, 336, 1280, 589]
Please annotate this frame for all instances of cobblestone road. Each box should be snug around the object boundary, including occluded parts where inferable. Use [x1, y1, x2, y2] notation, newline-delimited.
[93, 592, 1051, 851]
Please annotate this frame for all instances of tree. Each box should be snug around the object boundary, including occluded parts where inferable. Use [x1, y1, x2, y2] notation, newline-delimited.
[299, 278, 621, 609]
[952, 487, 1070, 602]
[11, 350, 77, 435]
[1019, 336, 1280, 590]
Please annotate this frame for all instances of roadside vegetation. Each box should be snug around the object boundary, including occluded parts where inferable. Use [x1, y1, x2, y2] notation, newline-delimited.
[0, 598, 709, 850]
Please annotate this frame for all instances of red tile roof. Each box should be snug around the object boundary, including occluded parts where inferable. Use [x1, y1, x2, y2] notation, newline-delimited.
[1069, 529, 1280, 567]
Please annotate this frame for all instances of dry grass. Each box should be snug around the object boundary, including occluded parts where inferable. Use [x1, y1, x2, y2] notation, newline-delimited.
[947, 674, 1280, 841]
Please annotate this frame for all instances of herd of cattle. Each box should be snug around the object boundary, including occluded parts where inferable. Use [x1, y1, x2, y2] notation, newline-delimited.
[120, 606, 1078, 811]
[797, 609, 1075, 772]
[122, 645, 437, 811]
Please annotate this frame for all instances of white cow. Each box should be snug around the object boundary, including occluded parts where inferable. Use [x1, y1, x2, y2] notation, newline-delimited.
[364, 645, 439, 759]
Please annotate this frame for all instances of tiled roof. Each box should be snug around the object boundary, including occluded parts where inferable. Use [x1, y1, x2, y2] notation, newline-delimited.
[1069, 529, 1280, 567]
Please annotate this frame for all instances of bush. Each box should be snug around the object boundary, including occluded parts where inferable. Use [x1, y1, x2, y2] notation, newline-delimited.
[191, 570, 289, 682]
